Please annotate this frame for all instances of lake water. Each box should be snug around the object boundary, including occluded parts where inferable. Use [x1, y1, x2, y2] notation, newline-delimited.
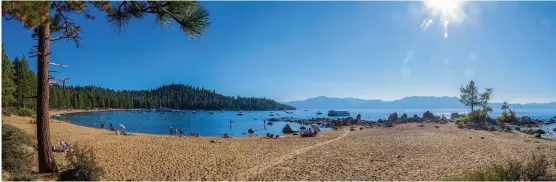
[57, 109, 556, 137]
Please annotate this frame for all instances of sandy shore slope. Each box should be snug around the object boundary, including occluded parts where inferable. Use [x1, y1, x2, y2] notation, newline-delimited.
[3, 111, 555, 180]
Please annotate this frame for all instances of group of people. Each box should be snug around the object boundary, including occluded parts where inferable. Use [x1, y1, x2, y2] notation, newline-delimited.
[100, 122, 114, 130]
[301, 128, 317, 137]
[169, 128, 199, 137]
[169, 128, 184, 136]
[116, 129, 128, 136]
[266, 133, 280, 139]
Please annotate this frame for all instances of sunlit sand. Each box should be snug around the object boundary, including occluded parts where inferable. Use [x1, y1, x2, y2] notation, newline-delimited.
[3, 111, 556, 180]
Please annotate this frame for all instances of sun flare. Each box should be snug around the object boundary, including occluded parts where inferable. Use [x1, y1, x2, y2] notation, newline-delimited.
[422, 0, 466, 38]
[424, 0, 463, 18]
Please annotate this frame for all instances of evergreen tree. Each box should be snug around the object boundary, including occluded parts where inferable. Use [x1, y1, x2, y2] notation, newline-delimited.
[479, 88, 494, 115]
[3, 1, 210, 173]
[13, 56, 37, 109]
[459, 80, 480, 112]
[47, 84, 295, 111]
[1, 44, 16, 109]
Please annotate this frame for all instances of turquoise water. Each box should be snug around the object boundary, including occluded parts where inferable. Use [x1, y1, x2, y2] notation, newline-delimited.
[58, 109, 556, 137]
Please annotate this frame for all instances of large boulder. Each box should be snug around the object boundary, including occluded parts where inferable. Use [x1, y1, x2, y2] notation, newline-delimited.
[388, 112, 399, 122]
[422, 111, 435, 121]
[282, 124, 294, 133]
[400, 113, 408, 121]
[450, 113, 460, 120]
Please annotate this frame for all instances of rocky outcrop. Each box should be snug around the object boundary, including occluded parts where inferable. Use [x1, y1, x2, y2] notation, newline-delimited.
[388, 112, 399, 121]
[400, 113, 408, 121]
[422, 111, 435, 121]
[282, 124, 294, 133]
[450, 113, 460, 119]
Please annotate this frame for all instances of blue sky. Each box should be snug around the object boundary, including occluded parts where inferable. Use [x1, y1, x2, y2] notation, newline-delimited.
[2, 2, 556, 103]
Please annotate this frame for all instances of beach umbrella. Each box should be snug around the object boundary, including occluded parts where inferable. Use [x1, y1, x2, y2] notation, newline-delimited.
[119, 124, 126, 130]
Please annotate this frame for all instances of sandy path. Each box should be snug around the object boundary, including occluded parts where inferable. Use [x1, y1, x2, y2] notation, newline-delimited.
[234, 129, 350, 180]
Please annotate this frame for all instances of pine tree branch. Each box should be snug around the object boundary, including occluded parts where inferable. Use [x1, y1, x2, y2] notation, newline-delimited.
[52, 1, 83, 48]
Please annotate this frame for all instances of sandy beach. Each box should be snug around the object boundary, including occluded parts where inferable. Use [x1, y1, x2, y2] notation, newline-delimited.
[3, 112, 556, 181]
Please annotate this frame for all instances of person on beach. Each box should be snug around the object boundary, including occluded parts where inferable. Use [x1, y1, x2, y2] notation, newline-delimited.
[179, 128, 183, 137]
[195, 133, 199, 137]
[170, 128, 174, 136]
[109, 123, 113, 130]
[175, 128, 178, 136]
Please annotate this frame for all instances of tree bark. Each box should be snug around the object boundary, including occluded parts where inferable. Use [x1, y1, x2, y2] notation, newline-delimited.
[36, 21, 58, 173]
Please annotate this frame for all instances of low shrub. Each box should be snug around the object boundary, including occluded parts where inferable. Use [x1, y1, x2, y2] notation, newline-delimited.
[446, 154, 555, 181]
[497, 111, 517, 123]
[9, 173, 38, 181]
[17, 108, 34, 117]
[457, 115, 471, 122]
[2, 107, 16, 116]
[59, 144, 105, 181]
[457, 110, 488, 123]
[2, 124, 35, 173]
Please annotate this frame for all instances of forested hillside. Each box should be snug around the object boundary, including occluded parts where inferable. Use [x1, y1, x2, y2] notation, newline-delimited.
[49, 84, 295, 110]
[2, 44, 294, 111]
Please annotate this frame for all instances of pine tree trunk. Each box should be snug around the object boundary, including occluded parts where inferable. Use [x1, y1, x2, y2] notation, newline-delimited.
[36, 21, 58, 173]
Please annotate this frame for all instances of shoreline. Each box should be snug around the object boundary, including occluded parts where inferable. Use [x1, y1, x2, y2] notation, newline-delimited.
[3, 113, 556, 180]
[49, 109, 321, 138]
[50, 109, 556, 139]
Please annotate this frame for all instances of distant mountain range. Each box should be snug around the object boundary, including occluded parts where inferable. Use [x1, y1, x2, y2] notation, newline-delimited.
[283, 96, 556, 110]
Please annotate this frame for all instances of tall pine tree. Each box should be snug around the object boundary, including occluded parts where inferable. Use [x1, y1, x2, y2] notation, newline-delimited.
[2, 44, 17, 109]
[13, 56, 37, 109]
[3, 1, 210, 173]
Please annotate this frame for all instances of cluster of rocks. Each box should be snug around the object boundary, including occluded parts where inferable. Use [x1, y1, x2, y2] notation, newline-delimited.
[266, 112, 555, 136]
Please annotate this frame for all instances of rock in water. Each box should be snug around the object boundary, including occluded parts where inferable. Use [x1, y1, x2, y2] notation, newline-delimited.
[282, 124, 294, 133]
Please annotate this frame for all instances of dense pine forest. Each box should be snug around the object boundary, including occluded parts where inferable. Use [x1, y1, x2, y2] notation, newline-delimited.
[49, 84, 295, 110]
[2, 44, 294, 112]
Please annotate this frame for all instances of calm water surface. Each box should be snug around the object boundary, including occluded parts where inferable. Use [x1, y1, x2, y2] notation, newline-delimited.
[58, 109, 556, 137]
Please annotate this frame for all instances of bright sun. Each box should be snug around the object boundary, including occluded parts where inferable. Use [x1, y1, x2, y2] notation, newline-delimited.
[424, 0, 463, 18]
[422, 0, 466, 38]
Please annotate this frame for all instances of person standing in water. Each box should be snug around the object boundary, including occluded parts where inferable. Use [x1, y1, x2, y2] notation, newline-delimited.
[169, 128, 173, 136]
[179, 128, 183, 137]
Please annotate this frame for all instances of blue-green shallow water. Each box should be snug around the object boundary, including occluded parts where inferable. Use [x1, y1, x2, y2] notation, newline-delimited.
[57, 109, 556, 137]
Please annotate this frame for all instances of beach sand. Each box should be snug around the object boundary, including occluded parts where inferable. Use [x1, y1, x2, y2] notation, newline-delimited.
[3, 112, 556, 181]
